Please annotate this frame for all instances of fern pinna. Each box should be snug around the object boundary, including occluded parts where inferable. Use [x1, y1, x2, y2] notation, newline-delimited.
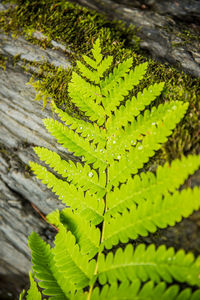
[23, 39, 200, 299]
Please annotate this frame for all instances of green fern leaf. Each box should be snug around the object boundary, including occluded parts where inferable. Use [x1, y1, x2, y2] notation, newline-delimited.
[98, 244, 200, 286]
[43, 119, 107, 170]
[77, 61, 100, 84]
[77, 54, 113, 84]
[53, 105, 106, 147]
[26, 273, 42, 300]
[97, 55, 113, 77]
[33, 147, 106, 197]
[48, 209, 100, 259]
[107, 154, 200, 216]
[100, 57, 133, 95]
[108, 101, 188, 188]
[30, 162, 104, 225]
[107, 82, 165, 130]
[102, 61, 148, 114]
[103, 187, 200, 249]
[28, 232, 69, 297]
[24, 38, 200, 299]
[91, 38, 102, 65]
[53, 225, 95, 289]
[108, 101, 178, 157]
[89, 280, 200, 300]
[68, 72, 105, 124]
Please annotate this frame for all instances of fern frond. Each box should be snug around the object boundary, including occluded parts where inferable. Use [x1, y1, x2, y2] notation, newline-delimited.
[108, 101, 178, 156]
[98, 243, 200, 286]
[107, 82, 165, 130]
[25, 38, 200, 300]
[48, 209, 100, 259]
[54, 105, 106, 147]
[97, 56, 113, 77]
[30, 162, 104, 225]
[26, 273, 42, 300]
[107, 154, 200, 216]
[33, 147, 106, 197]
[53, 225, 95, 289]
[68, 73, 105, 124]
[77, 61, 100, 84]
[43, 119, 108, 170]
[91, 38, 102, 65]
[100, 57, 133, 95]
[28, 232, 69, 297]
[108, 101, 188, 188]
[89, 280, 200, 300]
[77, 54, 113, 84]
[102, 62, 148, 114]
[103, 187, 200, 249]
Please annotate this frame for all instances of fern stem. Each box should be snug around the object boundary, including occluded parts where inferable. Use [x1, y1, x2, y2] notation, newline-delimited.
[87, 219, 106, 300]
[87, 163, 108, 300]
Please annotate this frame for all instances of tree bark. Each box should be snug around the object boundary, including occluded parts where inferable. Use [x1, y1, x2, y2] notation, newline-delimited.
[0, 31, 72, 299]
[0, 1, 200, 298]
[69, 0, 200, 77]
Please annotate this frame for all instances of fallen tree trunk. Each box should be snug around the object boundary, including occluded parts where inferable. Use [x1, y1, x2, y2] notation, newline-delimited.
[0, 1, 200, 299]
[69, 0, 200, 77]
[0, 32, 72, 299]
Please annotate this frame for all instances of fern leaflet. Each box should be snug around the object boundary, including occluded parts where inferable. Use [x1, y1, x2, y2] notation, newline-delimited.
[26, 273, 42, 300]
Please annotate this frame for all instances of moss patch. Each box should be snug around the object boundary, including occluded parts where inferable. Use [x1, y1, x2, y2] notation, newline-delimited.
[0, 0, 200, 161]
[0, 53, 8, 70]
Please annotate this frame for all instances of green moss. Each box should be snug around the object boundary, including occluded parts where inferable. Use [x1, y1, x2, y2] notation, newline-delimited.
[0, 54, 8, 70]
[0, 0, 140, 54]
[0, 0, 200, 161]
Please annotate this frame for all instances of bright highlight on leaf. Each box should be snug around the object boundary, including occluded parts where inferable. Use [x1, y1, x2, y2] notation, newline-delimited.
[23, 38, 200, 299]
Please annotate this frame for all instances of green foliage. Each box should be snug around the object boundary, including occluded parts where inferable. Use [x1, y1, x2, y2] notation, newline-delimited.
[23, 39, 200, 299]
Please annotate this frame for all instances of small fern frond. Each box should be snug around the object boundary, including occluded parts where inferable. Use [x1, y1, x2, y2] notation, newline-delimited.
[82, 51, 113, 76]
[26, 273, 42, 300]
[30, 162, 104, 225]
[98, 244, 200, 286]
[108, 101, 179, 156]
[91, 38, 102, 65]
[77, 61, 100, 84]
[103, 187, 200, 249]
[107, 154, 200, 216]
[89, 280, 200, 300]
[68, 73, 105, 124]
[100, 57, 133, 95]
[108, 101, 188, 188]
[77, 55, 113, 84]
[33, 147, 106, 197]
[53, 105, 106, 147]
[102, 62, 148, 114]
[43, 119, 108, 170]
[107, 82, 165, 130]
[97, 56, 113, 77]
[28, 232, 68, 297]
[53, 225, 95, 289]
[48, 209, 100, 259]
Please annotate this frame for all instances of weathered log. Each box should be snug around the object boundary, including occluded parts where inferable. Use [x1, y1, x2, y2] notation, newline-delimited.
[69, 0, 200, 77]
[0, 1, 200, 298]
[0, 31, 71, 299]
